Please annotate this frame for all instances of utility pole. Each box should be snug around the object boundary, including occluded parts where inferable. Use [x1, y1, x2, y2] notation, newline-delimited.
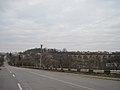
[40, 44, 43, 69]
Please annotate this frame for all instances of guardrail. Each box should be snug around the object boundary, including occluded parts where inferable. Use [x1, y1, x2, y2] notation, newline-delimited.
[56, 68, 120, 74]
[20, 66, 120, 75]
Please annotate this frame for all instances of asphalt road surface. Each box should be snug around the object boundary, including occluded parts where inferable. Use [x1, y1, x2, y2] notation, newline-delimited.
[0, 62, 120, 90]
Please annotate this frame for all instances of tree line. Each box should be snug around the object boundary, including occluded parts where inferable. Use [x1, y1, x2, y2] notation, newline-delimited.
[7, 48, 120, 71]
[0, 55, 4, 67]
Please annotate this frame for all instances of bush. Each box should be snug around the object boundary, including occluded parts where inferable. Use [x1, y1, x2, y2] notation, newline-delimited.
[104, 70, 110, 75]
[0, 56, 4, 67]
[89, 69, 93, 73]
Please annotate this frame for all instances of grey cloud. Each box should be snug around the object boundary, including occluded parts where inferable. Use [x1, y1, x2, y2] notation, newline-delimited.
[0, 0, 120, 52]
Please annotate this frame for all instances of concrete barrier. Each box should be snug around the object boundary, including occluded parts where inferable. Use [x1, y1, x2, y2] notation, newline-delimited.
[81, 69, 89, 72]
[71, 69, 77, 72]
[57, 68, 61, 70]
[93, 70, 104, 73]
[55, 68, 120, 75]
[110, 70, 120, 74]
[22, 66, 120, 75]
[63, 68, 68, 71]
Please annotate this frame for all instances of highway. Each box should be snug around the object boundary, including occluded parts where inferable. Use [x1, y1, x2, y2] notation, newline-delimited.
[0, 62, 120, 90]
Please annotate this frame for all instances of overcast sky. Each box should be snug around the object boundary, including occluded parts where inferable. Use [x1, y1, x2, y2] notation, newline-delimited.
[0, 0, 120, 52]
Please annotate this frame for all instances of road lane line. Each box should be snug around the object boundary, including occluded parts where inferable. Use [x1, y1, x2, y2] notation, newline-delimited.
[29, 71, 96, 90]
[12, 74, 15, 77]
[6, 68, 12, 73]
[18, 83, 23, 90]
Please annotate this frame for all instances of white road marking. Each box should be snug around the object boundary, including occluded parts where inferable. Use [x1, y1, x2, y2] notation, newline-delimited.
[18, 83, 23, 90]
[29, 71, 95, 90]
[12, 74, 15, 77]
[6, 68, 12, 73]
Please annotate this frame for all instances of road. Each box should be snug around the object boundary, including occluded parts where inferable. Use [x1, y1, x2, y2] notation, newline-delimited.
[0, 62, 120, 90]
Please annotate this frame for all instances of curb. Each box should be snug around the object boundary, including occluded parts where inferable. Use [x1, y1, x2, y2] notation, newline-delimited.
[67, 73, 120, 81]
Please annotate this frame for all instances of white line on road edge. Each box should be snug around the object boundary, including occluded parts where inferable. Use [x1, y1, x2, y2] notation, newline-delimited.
[12, 74, 15, 77]
[29, 71, 96, 90]
[6, 68, 12, 73]
[18, 83, 23, 90]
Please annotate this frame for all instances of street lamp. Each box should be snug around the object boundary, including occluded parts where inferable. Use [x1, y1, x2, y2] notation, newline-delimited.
[40, 44, 43, 69]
